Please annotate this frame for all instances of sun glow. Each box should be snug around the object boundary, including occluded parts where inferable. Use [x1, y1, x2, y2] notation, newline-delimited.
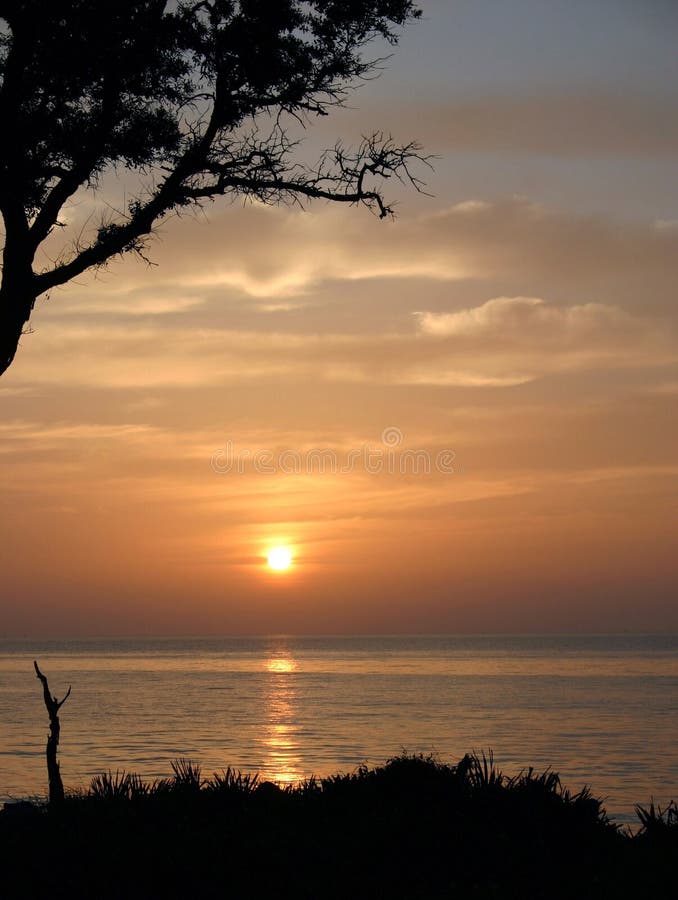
[267, 546, 293, 571]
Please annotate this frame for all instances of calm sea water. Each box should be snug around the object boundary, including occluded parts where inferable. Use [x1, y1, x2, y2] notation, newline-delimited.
[1, 635, 676, 824]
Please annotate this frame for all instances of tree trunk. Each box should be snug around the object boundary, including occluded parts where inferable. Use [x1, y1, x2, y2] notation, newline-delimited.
[0, 203, 38, 378]
[0, 290, 34, 376]
[33, 661, 71, 807]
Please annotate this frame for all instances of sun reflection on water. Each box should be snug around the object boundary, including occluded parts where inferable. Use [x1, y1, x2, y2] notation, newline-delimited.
[263, 651, 302, 784]
[267, 656, 296, 674]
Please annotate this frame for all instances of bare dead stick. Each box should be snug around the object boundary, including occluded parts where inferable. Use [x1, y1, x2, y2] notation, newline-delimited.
[33, 660, 71, 806]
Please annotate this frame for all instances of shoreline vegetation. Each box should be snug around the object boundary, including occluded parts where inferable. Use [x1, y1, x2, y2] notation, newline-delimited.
[1, 753, 676, 899]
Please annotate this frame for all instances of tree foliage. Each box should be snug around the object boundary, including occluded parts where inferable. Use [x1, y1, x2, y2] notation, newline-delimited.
[0, 0, 426, 376]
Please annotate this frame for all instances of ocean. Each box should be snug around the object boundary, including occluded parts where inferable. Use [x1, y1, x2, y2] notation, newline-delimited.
[1, 634, 676, 825]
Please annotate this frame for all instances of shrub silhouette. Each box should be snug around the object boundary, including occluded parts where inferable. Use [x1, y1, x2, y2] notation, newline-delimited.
[1, 751, 675, 899]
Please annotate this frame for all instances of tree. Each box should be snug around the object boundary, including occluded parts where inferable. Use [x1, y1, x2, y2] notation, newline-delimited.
[0, 1, 426, 377]
[33, 660, 71, 806]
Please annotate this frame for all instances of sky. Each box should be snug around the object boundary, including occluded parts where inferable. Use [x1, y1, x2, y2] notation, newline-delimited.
[1, 1, 677, 636]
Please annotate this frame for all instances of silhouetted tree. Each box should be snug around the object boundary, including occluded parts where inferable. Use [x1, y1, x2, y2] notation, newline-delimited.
[33, 660, 71, 805]
[0, 1, 426, 376]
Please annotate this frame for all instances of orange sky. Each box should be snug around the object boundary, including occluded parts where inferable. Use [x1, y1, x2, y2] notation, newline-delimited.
[1, 2, 677, 636]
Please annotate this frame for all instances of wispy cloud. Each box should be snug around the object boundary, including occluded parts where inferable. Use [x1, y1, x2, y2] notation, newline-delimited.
[342, 94, 678, 159]
[27, 198, 678, 320]
[415, 296, 648, 342]
[12, 293, 674, 390]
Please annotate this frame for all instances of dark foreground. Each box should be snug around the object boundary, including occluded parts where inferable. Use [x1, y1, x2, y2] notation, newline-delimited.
[1, 753, 676, 899]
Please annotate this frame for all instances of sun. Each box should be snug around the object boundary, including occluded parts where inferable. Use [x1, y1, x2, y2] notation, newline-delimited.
[267, 546, 293, 571]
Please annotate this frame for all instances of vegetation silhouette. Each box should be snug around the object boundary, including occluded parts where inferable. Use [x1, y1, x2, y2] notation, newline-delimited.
[0, 1, 428, 376]
[1, 751, 676, 899]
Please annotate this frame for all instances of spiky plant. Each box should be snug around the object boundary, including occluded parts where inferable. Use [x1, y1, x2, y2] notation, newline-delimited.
[207, 767, 259, 796]
[170, 758, 203, 792]
[636, 799, 678, 835]
[90, 770, 133, 801]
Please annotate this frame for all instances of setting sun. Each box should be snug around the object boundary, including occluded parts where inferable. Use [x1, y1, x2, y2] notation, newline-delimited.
[267, 546, 293, 571]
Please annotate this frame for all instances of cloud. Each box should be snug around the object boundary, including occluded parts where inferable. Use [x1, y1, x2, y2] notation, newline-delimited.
[0, 386, 37, 397]
[31, 195, 678, 322]
[0, 420, 162, 450]
[404, 303, 672, 387]
[326, 93, 678, 159]
[4, 196, 674, 393]
[165, 199, 678, 314]
[415, 296, 642, 342]
[10, 293, 674, 390]
[52, 292, 206, 317]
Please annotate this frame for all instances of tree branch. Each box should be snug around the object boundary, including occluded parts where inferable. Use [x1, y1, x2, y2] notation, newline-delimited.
[33, 130, 430, 294]
[1, 1, 426, 375]
[28, 166, 92, 251]
[33, 660, 71, 713]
